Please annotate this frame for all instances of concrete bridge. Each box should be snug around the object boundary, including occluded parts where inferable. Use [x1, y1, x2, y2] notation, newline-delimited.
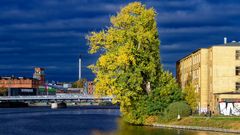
[0, 94, 113, 103]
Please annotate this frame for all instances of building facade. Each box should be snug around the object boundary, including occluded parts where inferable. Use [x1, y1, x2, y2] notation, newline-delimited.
[0, 67, 45, 96]
[87, 81, 95, 95]
[33, 67, 45, 85]
[176, 42, 240, 115]
[0, 77, 40, 96]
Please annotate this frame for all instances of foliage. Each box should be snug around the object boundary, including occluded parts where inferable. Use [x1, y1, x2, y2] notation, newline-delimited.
[99, 101, 113, 106]
[87, 2, 183, 124]
[164, 101, 191, 120]
[145, 71, 184, 116]
[0, 87, 7, 96]
[72, 78, 87, 88]
[144, 116, 159, 125]
[183, 82, 199, 111]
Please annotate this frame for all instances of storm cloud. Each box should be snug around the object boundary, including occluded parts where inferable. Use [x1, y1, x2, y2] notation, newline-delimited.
[0, 0, 240, 81]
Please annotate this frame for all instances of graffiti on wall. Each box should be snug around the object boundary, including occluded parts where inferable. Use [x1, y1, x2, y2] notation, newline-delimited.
[219, 102, 240, 116]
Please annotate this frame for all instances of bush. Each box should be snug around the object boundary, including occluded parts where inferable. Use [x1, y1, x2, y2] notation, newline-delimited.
[99, 101, 113, 106]
[144, 116, 159, 125]
[164, 101, 191, 120]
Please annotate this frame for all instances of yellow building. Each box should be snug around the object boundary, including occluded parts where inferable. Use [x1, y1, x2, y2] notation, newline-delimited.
[176, 41, 240, 115]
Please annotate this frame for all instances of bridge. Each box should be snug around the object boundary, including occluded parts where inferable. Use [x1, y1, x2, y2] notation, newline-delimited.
[0, 94, 113, 103]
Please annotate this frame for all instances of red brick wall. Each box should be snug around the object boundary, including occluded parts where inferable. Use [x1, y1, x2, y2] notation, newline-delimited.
[88, 81, 95, 95]
[0, 78, 40, 88]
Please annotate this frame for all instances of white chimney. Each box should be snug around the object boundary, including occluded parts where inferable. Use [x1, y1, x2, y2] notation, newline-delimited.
[224, 37, 227, 44]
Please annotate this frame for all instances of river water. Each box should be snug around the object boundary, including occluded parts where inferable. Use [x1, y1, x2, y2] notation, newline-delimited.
[0, 107, 237, 135]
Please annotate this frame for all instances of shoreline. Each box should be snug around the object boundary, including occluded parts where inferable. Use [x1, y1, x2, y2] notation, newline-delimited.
[151, 123, 240, 134]
[0, 103, 120, 109]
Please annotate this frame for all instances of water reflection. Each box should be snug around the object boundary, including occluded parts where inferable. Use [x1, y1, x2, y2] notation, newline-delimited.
[0, 107, 237, 135]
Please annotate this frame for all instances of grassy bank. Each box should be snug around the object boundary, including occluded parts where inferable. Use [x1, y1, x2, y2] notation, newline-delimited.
[156, 116, 240, 130]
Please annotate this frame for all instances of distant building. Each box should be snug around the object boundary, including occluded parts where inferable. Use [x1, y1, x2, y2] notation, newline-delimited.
[38, 85, 57, 95]
[33, 67, 45, 85]
[67, 88, 84, 94]
[176, 41, 240, 115]
[0, 67, 45, 96]
[63, 83, 72, 89]
[0, 77, 40, 96]
[87, 81, 95, 95]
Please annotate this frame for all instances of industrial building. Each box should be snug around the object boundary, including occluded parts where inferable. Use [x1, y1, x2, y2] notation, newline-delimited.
[0, 67, 45, 96]
[0, 77, 39, 96]
[176, 39, 240, 115]
[33, 67, 45, 85]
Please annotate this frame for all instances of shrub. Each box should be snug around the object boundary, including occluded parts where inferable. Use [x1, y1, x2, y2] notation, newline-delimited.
[144, 116, 159, 125]
[164, 101, 191, 120]
[99, 101, 113, 106]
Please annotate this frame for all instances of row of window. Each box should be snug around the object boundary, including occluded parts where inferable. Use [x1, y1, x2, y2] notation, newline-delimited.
[0, 82, 38, 84]
[192, 54, 200, 65]
[233, 50, 240, 92]
[192, 69, 200, 79]
[236, 66, 240, 75]
[236, 50, 240, 60]
[236, 82, 240, 91]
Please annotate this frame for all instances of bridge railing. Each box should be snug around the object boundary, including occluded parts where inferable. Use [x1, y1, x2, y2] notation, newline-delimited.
[0, 95, 113, 101]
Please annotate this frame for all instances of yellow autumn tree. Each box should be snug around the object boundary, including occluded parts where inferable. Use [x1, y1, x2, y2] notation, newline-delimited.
[87, 2, 183, 124]
[184, 83, 199, 111]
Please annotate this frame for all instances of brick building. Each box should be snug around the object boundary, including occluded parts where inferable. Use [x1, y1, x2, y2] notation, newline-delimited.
[0, 67, 45, 96]
[33, 67, 45, 85]
[0, 77, 40, 96]
[87, 81, 95, 95]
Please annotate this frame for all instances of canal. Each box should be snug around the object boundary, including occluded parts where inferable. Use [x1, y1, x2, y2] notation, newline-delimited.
[0, 107, 237, 135]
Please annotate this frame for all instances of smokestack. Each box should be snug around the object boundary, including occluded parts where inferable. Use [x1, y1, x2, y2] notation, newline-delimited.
[224, 37, 227, 44]
[79, 55, 82, 80]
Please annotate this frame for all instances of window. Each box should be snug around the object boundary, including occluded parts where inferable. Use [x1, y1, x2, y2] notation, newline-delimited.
[236, 82, 240, 91]
[236, 50, 240, 60]
[236, 66, 240, 75]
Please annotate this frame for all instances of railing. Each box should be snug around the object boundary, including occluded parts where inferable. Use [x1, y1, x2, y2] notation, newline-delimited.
[0, 95, 113, 101]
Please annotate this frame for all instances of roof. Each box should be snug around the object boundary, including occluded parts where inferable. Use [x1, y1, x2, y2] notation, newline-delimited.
[0, 76, 37, 80]
[176, 42, 240, 63]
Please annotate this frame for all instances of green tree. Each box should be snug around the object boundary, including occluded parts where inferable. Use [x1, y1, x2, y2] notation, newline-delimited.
[0, 86, 7, 96]
[164, 101, 191, 120]
[87, 2, 182, 124]
[183, 82, 199, 111]
[72, 78, 87, 88]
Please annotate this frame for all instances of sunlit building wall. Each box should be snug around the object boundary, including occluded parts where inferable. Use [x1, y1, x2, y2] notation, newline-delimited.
[177, 42, 240, 115]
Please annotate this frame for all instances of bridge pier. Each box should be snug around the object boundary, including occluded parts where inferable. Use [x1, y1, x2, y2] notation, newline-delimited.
[51, 102, 67, 109]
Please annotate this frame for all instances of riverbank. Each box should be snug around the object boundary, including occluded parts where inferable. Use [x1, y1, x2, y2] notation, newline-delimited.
[152, 116, 240, 133]
[0, 102, 28, 108]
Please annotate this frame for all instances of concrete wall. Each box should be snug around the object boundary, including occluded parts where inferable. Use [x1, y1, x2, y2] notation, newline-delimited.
[177, 45, 240, 114]
[200, 49, 209, 112]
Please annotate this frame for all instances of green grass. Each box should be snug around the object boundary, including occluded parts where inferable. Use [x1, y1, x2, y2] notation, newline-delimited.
[156, 116, 240, 130]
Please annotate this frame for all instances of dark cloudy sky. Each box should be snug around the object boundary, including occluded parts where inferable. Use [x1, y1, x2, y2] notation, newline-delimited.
[0, 0, 240, 82]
